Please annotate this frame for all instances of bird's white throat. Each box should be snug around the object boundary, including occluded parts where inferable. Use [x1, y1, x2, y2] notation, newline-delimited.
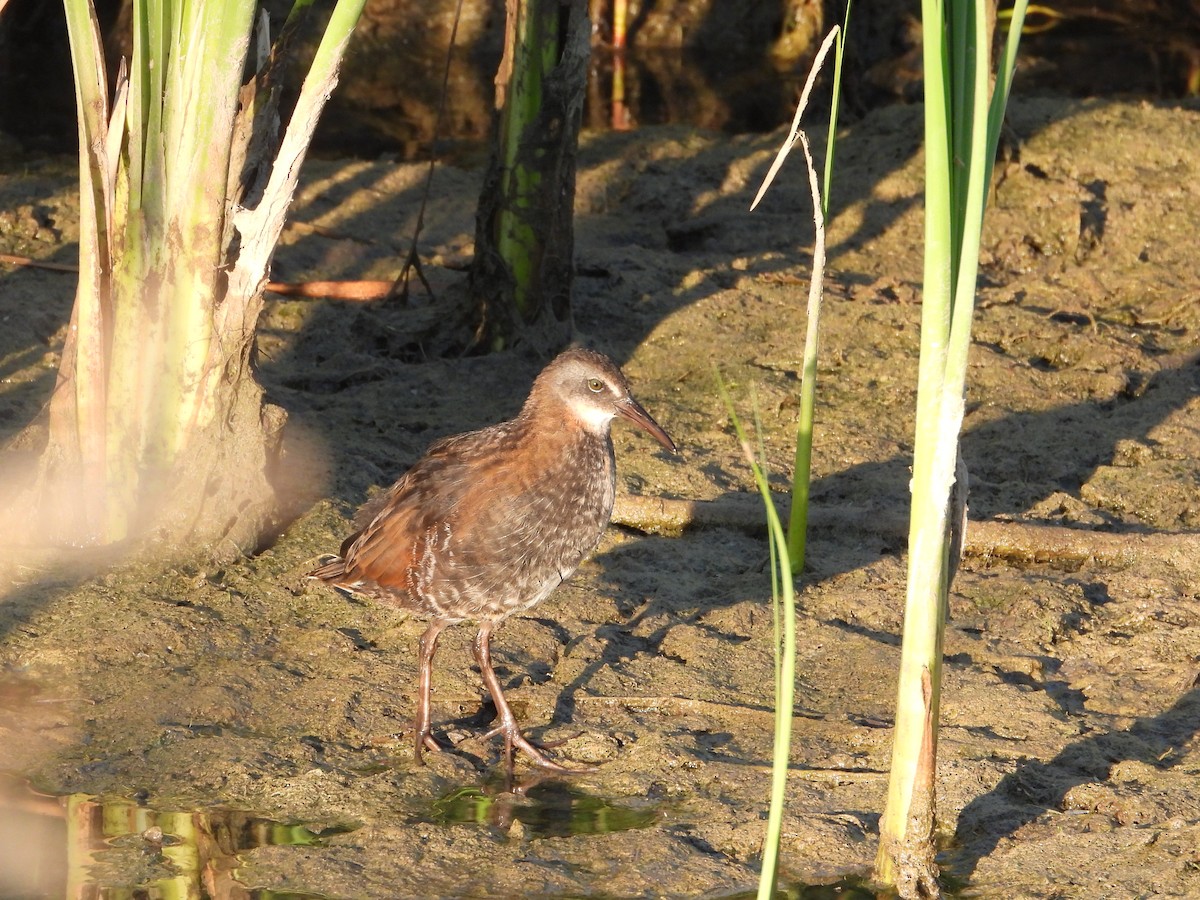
[567, 396, 617, 432]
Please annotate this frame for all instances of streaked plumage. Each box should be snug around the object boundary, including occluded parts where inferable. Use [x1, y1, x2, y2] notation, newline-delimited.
[309, 348, 676, 772]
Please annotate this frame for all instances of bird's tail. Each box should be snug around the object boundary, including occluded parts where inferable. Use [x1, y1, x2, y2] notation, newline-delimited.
[307, 554, 347, 581]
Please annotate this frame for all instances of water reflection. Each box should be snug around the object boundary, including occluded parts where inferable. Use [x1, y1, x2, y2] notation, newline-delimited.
[0, 774, 354, 899]
[428, 771, 660, 837]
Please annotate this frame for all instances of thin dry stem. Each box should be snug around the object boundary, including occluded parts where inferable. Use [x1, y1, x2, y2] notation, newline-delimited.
[750, 26, 841, 212]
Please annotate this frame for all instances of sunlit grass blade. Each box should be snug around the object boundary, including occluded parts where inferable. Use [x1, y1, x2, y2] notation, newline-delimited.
[821, 0, 852, 218]
[717, 376, 797, 900]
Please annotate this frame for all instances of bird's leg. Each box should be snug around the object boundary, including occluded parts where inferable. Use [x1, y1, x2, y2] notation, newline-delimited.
[414, 619, 450, 763]
[472, 623, 594, 775]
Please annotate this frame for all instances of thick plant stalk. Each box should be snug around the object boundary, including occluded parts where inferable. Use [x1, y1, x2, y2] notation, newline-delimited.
[496, 0, 557, 322]
[470, 0, 589, 353]
[22, 0, 367, 553]
[610, 0, 631, 129]
[874, 0, 958, 885]
[875, 0, 1028, 893]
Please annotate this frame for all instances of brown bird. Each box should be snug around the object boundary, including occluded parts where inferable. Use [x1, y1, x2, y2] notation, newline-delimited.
[309, 348, 676, 773]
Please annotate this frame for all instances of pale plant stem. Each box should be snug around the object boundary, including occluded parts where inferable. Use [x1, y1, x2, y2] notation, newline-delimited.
[876, 0, 1030, 887]
[50, 0, 366, 544]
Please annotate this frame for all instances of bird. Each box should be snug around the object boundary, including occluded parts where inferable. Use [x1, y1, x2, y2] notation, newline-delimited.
[308, 348, 677, 773]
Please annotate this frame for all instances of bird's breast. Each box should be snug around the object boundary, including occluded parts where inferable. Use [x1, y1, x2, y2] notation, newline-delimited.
[393, 430, 616, 620]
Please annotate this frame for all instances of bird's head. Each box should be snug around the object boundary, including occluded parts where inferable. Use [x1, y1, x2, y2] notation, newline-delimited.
[528, 348, 677, 453]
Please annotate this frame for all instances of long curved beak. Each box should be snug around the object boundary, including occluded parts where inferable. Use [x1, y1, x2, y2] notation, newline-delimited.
[616, 399, 678, 453]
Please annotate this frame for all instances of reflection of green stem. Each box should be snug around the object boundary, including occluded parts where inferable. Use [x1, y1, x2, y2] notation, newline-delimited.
[497, 0, 560, 324]
[159, 811, 199, 900]
[65, 795, 94, 900]
[59, 796, 356, 896]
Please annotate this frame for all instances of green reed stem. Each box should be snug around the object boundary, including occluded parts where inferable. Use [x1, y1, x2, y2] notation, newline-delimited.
[875, 0, 1029, 888]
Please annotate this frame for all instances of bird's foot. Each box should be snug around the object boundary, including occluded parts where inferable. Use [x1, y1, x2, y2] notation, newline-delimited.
[482, 722, 597, 775]
[413, 728, 446, 765]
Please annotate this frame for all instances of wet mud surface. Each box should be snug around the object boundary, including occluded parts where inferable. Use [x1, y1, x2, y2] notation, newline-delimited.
[1, 97, 1199, 897]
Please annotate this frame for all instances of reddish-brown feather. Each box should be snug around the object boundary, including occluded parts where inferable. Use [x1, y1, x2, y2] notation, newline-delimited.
[305, 348, 676, 772]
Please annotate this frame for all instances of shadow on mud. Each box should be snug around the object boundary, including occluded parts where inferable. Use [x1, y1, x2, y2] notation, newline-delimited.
[948, 677, 1200, 880]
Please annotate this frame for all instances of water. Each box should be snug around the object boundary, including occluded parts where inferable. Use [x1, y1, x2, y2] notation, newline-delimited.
[427, 771, 661, 837]
[0, 773, 354, 899]
[0, 769, 669, 897]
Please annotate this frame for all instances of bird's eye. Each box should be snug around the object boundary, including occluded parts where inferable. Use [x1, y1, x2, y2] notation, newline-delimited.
[587, 378, 604, 393]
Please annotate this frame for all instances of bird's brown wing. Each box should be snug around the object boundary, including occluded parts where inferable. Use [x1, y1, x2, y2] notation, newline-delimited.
[339, 470, 453, 590]
[336, 426, 520, 593]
